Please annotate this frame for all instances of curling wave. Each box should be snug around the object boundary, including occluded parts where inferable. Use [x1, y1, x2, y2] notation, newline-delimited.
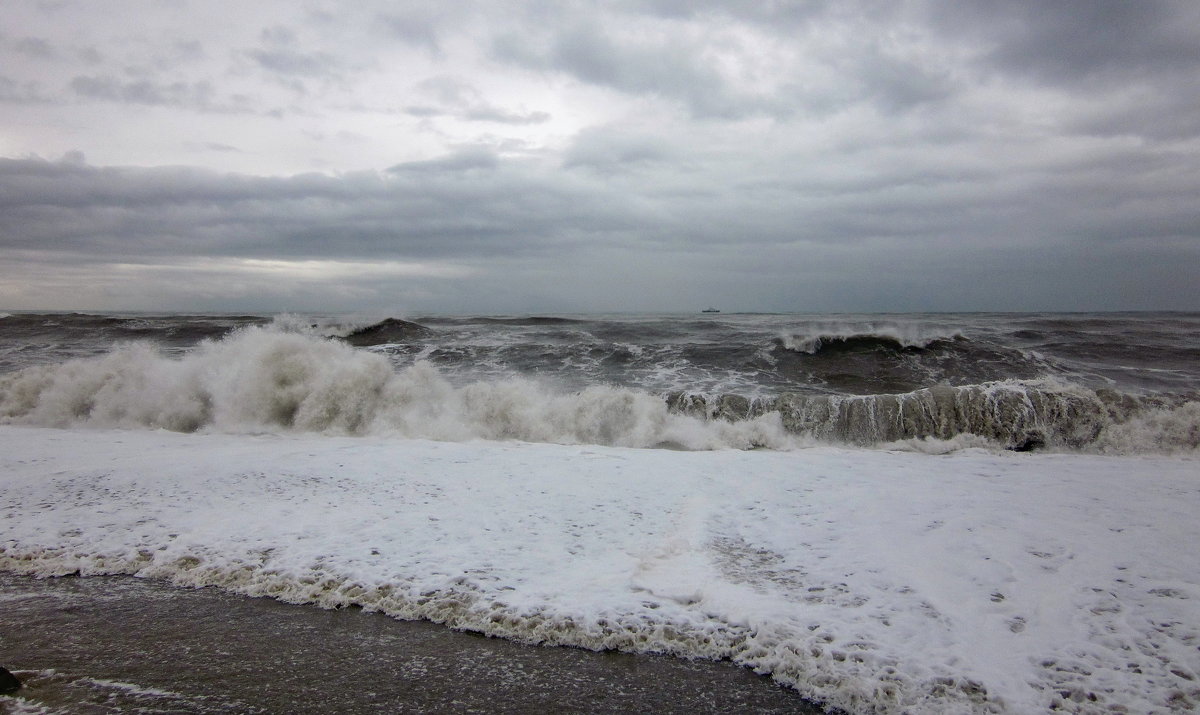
[668, 383, 1200, 453]
[778, 324, 966, 354]
[0, 325, 1194, 454]
[0, 326, 788, 450]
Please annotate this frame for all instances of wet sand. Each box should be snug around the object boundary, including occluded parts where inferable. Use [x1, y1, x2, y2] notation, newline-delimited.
[0, 572, 824, 713]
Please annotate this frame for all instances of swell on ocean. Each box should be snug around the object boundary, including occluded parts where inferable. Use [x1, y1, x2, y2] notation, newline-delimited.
[0, 316, 1196, 454]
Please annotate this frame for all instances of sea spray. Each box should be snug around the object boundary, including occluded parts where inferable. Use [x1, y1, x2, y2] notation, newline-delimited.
[0, 326, 789, 450]
[669, 382, 1199, 452]
[1, 323, 1196, 453]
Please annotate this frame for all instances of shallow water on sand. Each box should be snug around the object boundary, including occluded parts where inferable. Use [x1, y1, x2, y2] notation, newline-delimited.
[0, 573, 821, 714]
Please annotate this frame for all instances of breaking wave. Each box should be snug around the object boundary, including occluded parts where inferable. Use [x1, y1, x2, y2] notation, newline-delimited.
[0, 325, 1194, 454]
[779, 324, 966, 354]
[668, 383, 1199, 454]
[0, 311, 263, 345]
[0, 326, 787, 451]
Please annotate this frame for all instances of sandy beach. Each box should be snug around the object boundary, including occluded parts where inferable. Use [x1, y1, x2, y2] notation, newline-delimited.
[0, 571, 815, 713]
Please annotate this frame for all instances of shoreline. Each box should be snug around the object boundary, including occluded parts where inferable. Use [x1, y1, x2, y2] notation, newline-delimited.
[0, 572, 822, 714]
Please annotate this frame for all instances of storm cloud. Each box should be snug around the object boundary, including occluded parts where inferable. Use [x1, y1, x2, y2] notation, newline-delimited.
[1, 0, 1197, 312]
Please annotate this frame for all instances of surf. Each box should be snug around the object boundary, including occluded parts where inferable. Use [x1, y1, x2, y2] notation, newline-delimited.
[1, 323, 1195, 454]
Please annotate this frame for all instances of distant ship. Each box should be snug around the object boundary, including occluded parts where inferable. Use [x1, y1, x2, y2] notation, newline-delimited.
[701, 308, 720, 313]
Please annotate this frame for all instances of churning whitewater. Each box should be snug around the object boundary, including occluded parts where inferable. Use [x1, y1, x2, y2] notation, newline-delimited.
[2, 428, 1198, 714]
[2, 311, 1198, 714]
[0, 312, 1197, 453]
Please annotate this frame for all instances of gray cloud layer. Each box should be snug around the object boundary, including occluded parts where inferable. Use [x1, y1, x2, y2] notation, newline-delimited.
[1, 0, 1198, 312]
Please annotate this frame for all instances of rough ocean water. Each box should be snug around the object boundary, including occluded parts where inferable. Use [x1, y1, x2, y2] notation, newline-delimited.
[0, 311, 1197, 453]
[1, 311, 1198, 714]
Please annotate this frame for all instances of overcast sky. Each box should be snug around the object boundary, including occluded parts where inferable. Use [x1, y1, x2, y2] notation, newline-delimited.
[2, 0, 1198, 313]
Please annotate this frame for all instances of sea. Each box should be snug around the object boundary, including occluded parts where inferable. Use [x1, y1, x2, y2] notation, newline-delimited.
[1, 310, 1197, 453]
[2, 311, 1199, 714]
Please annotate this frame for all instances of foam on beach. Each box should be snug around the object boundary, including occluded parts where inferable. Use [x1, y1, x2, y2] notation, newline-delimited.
[2, 426, 1197, 713]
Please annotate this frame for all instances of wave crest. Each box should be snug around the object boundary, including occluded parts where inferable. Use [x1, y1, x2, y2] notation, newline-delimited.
[779, 324, 966, 354]
[668, 382, 1199, 454]
[2, 326, 1194, 454]
[0, 327, 787, 450]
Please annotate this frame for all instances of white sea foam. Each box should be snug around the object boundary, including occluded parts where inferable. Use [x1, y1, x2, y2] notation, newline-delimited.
[878, 433, 1001, 454]
[2, 426, 1197, 713]
[77, 679, 181, 699]
[1, 325, 1195, 454]
[0, 669, 183, 713]
[1093, 400, 1200, 454]
[0, 698, 56, 715]
[0, 326, 790, 450]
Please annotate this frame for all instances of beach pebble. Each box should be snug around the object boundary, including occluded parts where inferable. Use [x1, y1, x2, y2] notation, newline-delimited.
[0, 666, 21, 694]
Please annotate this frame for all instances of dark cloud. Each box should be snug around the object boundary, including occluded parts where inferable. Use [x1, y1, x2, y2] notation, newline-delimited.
[934, 0, 1200, 86]
[1069, 88, 1200, 141]
[0, 75, 51, 103]
[77, 46, 103, 65]
[247, 25, 344, 83]
[71, 75, 209, 105]
[165, 39, 206, 64]
[376, 6, 454, 55]
[843, 43, 956, 113]
[487, 4, 962, 120]
[260, 26, 297, 45]
[493, 22, 765, 119]
[13, 36, 56, 59]
[923, 0, 1200, 141]
[249, 47, 339, 79]
[3, 113, 1198, 311]
[69, 74, 252, 113]
[0, 154, 640, 266]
